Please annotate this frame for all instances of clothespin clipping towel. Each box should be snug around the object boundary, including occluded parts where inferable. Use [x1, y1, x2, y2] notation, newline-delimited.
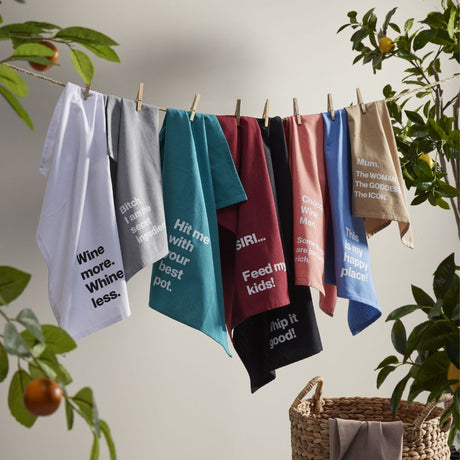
[136, 82, 144, 111]
[235, 98, 241, 126]
[327, 93, 335, 121]
[189, 93, 200, 121]
[356, 88, 366, 114]
[293, 98, 301, 125]
[263, 98, 270, 128]
[83, 83, 91, 100]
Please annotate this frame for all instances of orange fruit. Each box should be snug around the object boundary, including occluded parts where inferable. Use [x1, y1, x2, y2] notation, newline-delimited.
[447, 362, 460, 392]
[378, 37, 395, 54]
[419, 153, 434, 169]
[28, 41, 59, 72]
[23, 378, 63, 416]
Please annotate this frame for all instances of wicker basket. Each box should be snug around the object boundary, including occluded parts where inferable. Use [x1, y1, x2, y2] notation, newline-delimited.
[290, 376, 453, 460]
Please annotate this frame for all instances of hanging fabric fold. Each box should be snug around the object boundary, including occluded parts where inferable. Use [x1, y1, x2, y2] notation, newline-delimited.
[148, 109, 247, 355]
[322, 109, 381, 335]
[232, 116, 322, 392]
[345, 100, 414, 248]
[284, 114, 337, 313]
[105, 95, 168, 281]
[36, 83, 130, 340]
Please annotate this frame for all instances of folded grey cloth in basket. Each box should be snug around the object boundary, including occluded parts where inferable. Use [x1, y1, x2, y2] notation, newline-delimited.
[329, 417, 403, 460]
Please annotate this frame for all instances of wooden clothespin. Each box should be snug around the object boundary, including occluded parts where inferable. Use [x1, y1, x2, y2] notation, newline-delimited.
[235, 98, 241, 126]
[327, 93, 335, 121]
[262, 98, 270, 128]
[293, 98, 301, 125]
[83, 83, 91, 100]
[189, 93, 200, 121]
[356, 88, 366, 114]
[136, 82, 144, 111]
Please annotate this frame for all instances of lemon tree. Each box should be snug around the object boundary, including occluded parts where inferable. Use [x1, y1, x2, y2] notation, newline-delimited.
[338, 1, 459, 234]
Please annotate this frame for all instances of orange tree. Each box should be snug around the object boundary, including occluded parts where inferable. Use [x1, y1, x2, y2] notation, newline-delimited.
[0, 267, 116, 459]
[1, 2, 120, 459]
[339, 0, 459, 445]
[0, 0, 120, 129]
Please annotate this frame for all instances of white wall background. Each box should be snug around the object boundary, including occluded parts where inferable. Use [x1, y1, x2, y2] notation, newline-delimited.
[0, 1, 458, 459]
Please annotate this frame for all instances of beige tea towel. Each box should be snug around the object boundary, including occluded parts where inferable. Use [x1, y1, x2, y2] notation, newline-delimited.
[346, 100, 414, 248]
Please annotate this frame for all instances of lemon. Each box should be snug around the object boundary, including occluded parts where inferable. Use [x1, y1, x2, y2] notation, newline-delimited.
[378, 37, 395, 54]
[447, 362, 460, 392]
[419, 153, 434, 169]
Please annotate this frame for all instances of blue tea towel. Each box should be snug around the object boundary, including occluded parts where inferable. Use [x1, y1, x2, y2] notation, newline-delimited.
[322, 110, 381, 335]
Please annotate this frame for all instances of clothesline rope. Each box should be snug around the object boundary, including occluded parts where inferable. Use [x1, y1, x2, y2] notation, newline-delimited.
[3, 62, 459, 111]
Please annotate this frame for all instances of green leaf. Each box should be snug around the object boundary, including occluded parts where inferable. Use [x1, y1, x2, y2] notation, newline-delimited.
[404, 321, 432, 361]
[90, 434, 100, 460]
[351, 28, 368, 50]
[447, 6, 457, 39]
[11, 43, 55, 57]
[417, 322, 453, 351]
[70, 49, 94, 84]
[377, 365, 396, 388]
[72, 387, 100, 435]
[8, 370, 37, 428]
[382, 84, 394, 98]
[28, 358, 57, 380]
[421, 11, 446, 29]
[376, 355, 399, 369]
[17, 309, 44, 343]
[404, 18, 414, 33]
[0, 85, 33, 129]
[0, 64, 27, 97]
[388, 23, 401, 33]
[413, 29, 437, 51]
[390, 373, 410, 415]
[42, 325, 77, 354]
[23, 21, 60, 31]
[337, 23, 351, 34]
[347, 11, 358, 23]
[416, 351, 450, 390]
[7, 55, 58, 67]
[55, 362, 73, 386]
[80, 43, 120, 63]
[0, 22, 46, 39]
[443, 274, 459, 318]
[427, 299, 443, 319]
[100, 420, 117, 460]
[411, 192, 429, 206]
[28, 360, 46, 380]
[56, 27, 118, 46]
[406, 124, 429, 138]
[433, 253, 456, 300]
[391, 319, 407, 354]
[386, 304, 420, 321]
[412, 284, 435, 308]
[4, 323, 30, 357]
[426, 118, 447, 141]
[65, 399, 74, 430]
[405, 110, 424, 125]
[382, 7, 397, 35]
[447, 335, 460, 369]
[0, 342, 9, 382]
[0, 266, 31, 305]
[362, 8, 375, 24]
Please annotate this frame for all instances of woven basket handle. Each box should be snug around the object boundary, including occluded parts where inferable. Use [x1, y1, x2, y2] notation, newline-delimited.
[409, 393, 453, 442]
[290, 376, 324, 416]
